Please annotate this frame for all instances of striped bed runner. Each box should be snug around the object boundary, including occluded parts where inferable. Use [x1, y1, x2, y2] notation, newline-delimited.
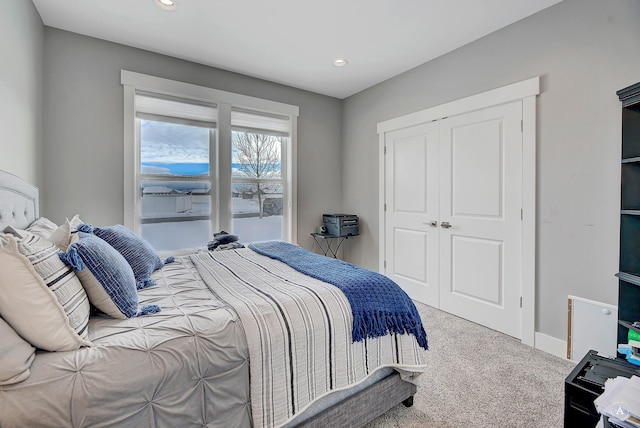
[190, 248, 427, 428]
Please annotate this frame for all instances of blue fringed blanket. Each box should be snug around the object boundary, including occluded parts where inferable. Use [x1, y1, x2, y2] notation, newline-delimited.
[249, 241, 428, 350]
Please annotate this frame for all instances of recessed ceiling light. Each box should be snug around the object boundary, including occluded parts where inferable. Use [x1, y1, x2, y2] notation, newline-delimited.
[155, 0, 176, 11]
[332, 58, 348, 67]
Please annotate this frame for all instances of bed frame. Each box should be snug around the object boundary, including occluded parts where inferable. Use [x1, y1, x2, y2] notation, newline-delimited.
[0, 169, 416, 427]
[298, 371, 415, 427]
[0, 170, 39, 230]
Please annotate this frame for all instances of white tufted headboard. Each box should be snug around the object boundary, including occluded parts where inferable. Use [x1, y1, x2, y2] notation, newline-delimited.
[0, 170, 39, 231]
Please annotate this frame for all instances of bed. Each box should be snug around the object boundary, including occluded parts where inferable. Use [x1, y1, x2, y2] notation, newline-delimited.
[0, 170, 428, 427]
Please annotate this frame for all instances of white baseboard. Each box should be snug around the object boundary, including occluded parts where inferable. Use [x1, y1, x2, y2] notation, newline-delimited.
[534, 332, 570, 361]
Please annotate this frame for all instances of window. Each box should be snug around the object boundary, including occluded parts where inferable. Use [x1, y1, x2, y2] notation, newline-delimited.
[231, 109, 290, 243]
[134, 94, 217, 252]
[122, 71, 298, 254]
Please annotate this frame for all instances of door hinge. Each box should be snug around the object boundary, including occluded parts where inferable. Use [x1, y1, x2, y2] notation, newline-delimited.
[384, 203, 387, 212]
[521, 120, 523, 132]
[520, 297, 523, 308]
[521, 208, 523, 220]
[384, 260, 387, 269]
[384, 146, 387, 155]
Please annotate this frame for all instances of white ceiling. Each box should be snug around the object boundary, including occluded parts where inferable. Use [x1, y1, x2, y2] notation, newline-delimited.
[32, 0, 562, 99]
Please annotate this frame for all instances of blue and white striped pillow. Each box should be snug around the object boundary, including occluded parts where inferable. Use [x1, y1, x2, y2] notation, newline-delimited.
[88, 225, 163, 289]
[60, 232, 140, 319]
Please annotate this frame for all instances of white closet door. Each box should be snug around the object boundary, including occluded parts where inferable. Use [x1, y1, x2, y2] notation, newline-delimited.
[438, 100, 523, 339]
[384, 122, 440, 306]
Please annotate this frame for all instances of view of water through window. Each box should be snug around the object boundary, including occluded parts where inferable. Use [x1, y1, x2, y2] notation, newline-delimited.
[139, 119, 283, 251]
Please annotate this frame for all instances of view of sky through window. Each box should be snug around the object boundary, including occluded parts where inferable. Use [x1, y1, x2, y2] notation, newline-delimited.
[139, 120, 284, 250]
[141, 120, 210, 176]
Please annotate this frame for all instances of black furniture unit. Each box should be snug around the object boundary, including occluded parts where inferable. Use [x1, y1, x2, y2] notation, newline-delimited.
[564, 350, 640, 427]
[617, 81, 640, 351]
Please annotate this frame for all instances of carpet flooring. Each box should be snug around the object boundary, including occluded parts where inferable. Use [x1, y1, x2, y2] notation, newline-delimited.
[365, 302, 576, 428]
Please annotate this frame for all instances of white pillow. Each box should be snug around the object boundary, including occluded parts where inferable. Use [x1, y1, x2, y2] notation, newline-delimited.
[0, 234, 92, 351]
[67, 214, 85, 229]
[3, 221, 76, 251]
[47, 219, 79, 250]
[25, 217, 58, 239]
[5, 215, 84, 250]
[0, 316, 35, 385]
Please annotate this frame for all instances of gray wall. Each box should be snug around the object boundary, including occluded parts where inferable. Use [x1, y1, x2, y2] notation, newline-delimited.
[342, 0, 640, 341]
[42, 29, 342, 249]
[0, 1, 44, 187]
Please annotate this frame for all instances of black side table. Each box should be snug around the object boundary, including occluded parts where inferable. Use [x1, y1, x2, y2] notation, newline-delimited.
[564, 350, 640, 427]
[310, 232, 358, 258]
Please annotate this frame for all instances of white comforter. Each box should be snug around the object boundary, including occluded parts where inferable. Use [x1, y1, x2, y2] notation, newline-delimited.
[191, 248, 427, 428]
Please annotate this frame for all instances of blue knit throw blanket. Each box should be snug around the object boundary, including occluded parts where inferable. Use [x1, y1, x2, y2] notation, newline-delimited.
[249, 241, 428, 350]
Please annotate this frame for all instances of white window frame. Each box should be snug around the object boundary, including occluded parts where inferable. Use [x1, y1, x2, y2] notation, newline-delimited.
[121, 70, 299, 247]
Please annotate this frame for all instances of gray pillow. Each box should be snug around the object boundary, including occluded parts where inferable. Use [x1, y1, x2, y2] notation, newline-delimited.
[0, 316, 35, 385]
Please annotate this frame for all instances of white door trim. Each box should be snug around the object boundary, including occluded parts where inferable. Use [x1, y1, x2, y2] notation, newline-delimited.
[377, 77, 539, 133]
[521, 94, 537, 346]
[378, 76, 539, 347]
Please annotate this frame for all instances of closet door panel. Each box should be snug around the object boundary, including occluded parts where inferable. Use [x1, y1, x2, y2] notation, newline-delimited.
[451, 119, 503, 218]
[384, 122, 440, 306]
[439, 100, 523, 339]
[394, 228, 428, 283]
[451, 236, 503, 305]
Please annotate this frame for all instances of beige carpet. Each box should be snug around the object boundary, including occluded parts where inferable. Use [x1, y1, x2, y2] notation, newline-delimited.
[365, 303, 576, 428]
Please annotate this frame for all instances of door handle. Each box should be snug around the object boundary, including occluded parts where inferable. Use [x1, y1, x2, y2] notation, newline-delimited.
[423, 220, 438, 227]
[441, 221, 452, 229]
